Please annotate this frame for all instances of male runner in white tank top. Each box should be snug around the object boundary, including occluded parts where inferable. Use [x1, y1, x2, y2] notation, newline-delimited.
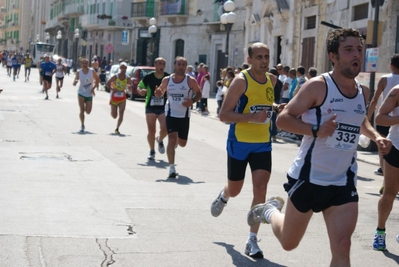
[73, 58, 99, 133]
[247, 28, 392, 266]
[154, 56, 202, 178]
[367, 54, 399, 184]
[374, 84, 399, 251]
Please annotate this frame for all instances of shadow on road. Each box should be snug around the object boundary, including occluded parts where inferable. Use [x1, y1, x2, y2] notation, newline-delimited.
[357, 175, 375, 182]
[137, 159, 169, 168]
[382, 250, 399, 265]
[213, 242, 287, 267]
[155, 175, 205, 185]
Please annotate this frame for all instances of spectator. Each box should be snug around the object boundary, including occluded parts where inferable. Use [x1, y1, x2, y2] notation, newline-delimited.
[201, 74, 211, 115]
[307, 67, 318, 79]
[215, 80, 224, 117]
[281, 66, 292, 103]
[186, 65, 195, 77]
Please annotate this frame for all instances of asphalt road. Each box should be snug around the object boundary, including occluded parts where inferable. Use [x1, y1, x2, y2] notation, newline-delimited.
[0, 68, 398, 267]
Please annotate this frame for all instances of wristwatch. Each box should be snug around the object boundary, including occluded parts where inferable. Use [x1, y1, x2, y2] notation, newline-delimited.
[312, 125, 319, 137]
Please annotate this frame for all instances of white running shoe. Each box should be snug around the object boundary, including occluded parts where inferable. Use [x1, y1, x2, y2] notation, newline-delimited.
[247, 197, 285, 226]
[210, 190, 227, 217]
[244, 236, 263, 258]
[156, 136, 165, 154]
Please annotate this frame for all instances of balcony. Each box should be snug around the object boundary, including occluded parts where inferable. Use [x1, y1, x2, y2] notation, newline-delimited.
[159, 0, 188, 23]
[97, 16, 133, 29]
[64, 3, 84, 16]
[45, 15, 64, 31]
[130, 2, 157, 26]
[81, 14, 99, 29]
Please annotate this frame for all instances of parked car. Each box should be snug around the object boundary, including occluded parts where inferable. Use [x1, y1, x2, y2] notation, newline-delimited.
[126, 66, 155, 100]
[104, 64, 133, 92]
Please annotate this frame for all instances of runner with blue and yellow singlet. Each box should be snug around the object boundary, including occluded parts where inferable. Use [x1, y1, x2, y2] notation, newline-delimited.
[210, 42, 281, 259]
[106, 62, 131, 135]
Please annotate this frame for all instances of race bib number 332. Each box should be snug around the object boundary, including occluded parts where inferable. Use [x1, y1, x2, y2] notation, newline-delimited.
[325, 122, 360, 151]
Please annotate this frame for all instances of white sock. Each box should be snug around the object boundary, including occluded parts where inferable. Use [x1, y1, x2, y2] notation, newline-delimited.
[264, 208, 278, 224]
[220, 190, 229, 202]
[169, 164, 176, 173]
[249, 232, 257, 240]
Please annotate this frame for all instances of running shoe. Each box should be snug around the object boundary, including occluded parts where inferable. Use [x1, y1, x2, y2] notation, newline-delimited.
[44, 96, 48, 100]
[115, 129, 120, 135]
[56, 95, 59, 99]
[147, 150, 155, 160]
[244, 236, 263, 258]
[168, 165, 178, 178]
[79, 125, 85, 133]
[156, 136, 165, 154]
[372, 230, 386, 251]
[247, 197, 285, 226]
[211, 190, 227, 217]
[374, 167, 383, 176]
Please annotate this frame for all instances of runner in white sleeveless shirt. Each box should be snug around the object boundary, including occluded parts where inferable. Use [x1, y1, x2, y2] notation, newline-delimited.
[367, 54, 399, 185]
[247, 28, 392, 266]
[154, 56, 202, 178]
[72, 58, 99, 133]
[55, 58, 67, 98]
[373, 84, 399, 251]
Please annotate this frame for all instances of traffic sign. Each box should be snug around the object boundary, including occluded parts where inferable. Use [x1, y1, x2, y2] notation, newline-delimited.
[105, 43, 114, 53]
[82, 41, 87, 46]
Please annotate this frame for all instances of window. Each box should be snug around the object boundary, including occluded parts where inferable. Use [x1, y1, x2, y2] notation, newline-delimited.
[175, 39, 184, 57]
[305, 15, 316, 30]
[353, 3, 368, 21]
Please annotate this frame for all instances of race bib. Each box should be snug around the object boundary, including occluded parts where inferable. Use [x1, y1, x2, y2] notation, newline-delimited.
[325, 122, 360, 151]
[111, 91, 126, 102]
[45, 71, 52, 76]
[248, 105, 273, 124]
[150, 96, 164, 106]
[169, 94, 184, 103]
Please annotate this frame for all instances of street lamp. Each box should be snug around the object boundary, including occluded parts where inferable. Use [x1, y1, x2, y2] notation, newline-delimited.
[45, 32, 50, 44]
[148, 17, 157, 66]
[220, 1, 236, 67]
[73, 28, 80, 72]
[56, 30, 62, 57]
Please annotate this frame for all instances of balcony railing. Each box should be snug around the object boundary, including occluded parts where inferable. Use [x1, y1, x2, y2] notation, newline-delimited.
[159, 0, 188, 16]
[98, 17, 133, 28]
[45, 15, 63, 30]
[64, 4, 84, 16]
[131, 2, 157, 18]
[81, 14, 99, 28]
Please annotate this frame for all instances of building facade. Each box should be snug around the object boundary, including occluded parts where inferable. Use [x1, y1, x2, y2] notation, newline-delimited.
[0, 0, 398, 93]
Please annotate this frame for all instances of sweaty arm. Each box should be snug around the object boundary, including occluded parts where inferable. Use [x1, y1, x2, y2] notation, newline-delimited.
[73, 72, 80, 86]
[219, 73, 267, 123]
[375, 86, 399, 127]
[92, 71, 100, 91]
[188, 76, 202, 103]
[154, 76, 169, 98]
[277, 77, 337, 138]
[106, 75, 116, 91]
[367, 77, 386, 121]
